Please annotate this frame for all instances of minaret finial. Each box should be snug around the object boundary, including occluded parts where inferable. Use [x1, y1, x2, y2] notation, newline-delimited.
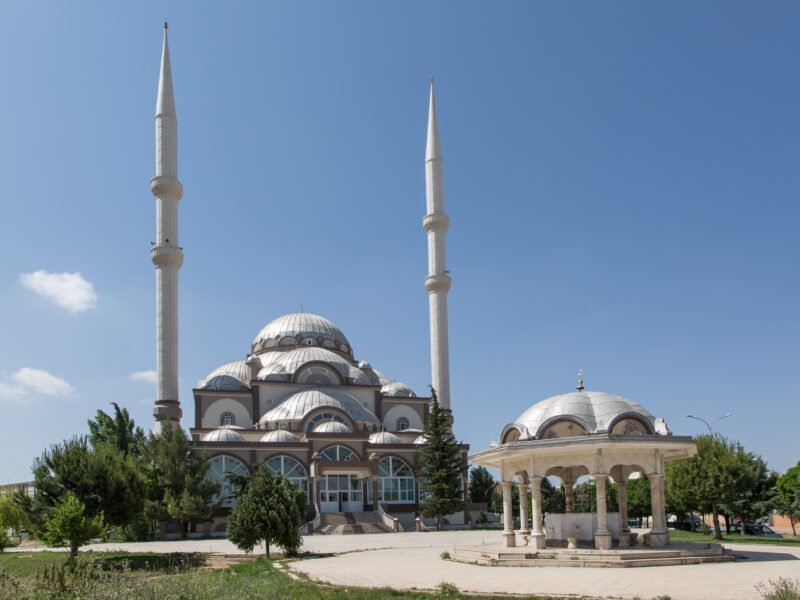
[164, 21, 168, 30]
[576, 370, 585, 392]
[300, 304, 304, 313]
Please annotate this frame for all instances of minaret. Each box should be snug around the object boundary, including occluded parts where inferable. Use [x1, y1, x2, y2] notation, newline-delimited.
[423, 79, 452, 411]
[151, 23, 183, 432]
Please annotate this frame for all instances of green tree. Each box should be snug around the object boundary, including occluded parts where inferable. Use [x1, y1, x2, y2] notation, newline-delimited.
[226, 465, 305, 558]
[87, 402, 145, 458]
[142, 426, 218, 538]
[542, 478, 565, 514]
[775, 463, 800, 536]
[41, 491, 106, 565]
[18, 437, 143, 534]
[468, 466, 496, 504]
[625, 477, 652, 526]
[0, 495, 30, 538]
[418, 389, 465, 530]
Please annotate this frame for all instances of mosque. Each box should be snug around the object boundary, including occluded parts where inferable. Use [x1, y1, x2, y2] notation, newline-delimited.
[147, 26, 467, 533]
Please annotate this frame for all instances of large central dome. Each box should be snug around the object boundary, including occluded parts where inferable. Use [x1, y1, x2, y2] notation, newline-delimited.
[251, 313, 352, 355]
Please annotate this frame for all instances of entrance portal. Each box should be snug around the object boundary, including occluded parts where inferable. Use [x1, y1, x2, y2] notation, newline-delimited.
[320, 474, 363, 513]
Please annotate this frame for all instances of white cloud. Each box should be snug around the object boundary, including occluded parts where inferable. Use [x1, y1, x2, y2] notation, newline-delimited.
[19, 270, 97, 313]
[130, 370, 157, 383]
[0, 368, 74, 402]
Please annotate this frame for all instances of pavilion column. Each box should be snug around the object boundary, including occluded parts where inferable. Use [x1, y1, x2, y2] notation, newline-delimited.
[647, 474, 668, 547]
[593, 474, 612, 550]
[564, 483, 574, 513]
[517, 482, 530, 541]
[501, 481, 516, 547]
[529, 476, 546, 549]
[617, 479, 630, 547]
[372, 477, 380, 511]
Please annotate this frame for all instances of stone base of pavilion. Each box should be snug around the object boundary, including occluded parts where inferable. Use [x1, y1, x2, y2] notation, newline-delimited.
[451, 541, 733, 568]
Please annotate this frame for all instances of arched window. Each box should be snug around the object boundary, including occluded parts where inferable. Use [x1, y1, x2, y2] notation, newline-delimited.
[265, 455, 309, 496]
[220, 412, 236, 427]
[307, 412, 346, 432]
[372, 456, 414, 503]
[206, 455, 249, 508]
[396, 417, 410, 431]
[297, 365, 340, 385]
[320, 445, 359, 462]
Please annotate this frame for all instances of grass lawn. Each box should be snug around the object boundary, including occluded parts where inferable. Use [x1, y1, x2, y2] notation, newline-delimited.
[669, 529, 800, 547]
[0, 551, 576, 599]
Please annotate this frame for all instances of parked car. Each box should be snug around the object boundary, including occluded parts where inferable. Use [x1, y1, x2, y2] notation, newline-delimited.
[742, 523, 782, 538]
[627, 519, 640, 528]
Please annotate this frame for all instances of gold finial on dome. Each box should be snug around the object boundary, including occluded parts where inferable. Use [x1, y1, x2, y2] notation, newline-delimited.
[576, 369, 585, 392]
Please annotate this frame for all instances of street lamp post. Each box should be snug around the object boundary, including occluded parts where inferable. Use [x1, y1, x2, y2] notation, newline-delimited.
[686, 412, 732, 434]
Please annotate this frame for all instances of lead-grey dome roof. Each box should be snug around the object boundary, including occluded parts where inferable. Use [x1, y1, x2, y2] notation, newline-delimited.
[252, 313, 351, 355]
[260, 429, 301, 443]
[256, 347, 376, 385]
[369, 431, 402, 444]
[381, 382, 416, 397]
[202, 427, 245, 442]
[510, 391, 657, 440]
[199, 359, 249, 390]
[258, 386, 380, 428]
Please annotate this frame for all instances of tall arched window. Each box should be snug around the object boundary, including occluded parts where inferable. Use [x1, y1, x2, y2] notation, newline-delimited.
[396, 417, 410, 431]
[265, 455, 309, 496]
[206, 455, 249, 508]
[320, 445, 359, 462]
[220, 412, 236, 427]
[374, 456, 414, 503]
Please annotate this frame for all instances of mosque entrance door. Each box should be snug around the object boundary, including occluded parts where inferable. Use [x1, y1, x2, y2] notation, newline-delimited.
[320, 474, 363, 513]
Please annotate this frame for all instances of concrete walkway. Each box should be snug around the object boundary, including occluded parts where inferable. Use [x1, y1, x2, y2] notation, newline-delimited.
[10, 531, 800, 599]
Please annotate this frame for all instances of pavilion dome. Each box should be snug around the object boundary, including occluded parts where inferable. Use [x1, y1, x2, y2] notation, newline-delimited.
[202, 427, 244, 442]
[504, 391, 661, 442]
[251, 313, 352, 356]
[380, 382, 417, 397]
[260, 430, 301, 443]
[369, 431, 402, 444]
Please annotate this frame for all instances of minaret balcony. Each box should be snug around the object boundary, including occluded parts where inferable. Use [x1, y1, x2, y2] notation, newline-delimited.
[422, 213, 449, 233]
[424, 274, 451, 293]
[151, 245, 184, 269]
[150, 175, 183, 199]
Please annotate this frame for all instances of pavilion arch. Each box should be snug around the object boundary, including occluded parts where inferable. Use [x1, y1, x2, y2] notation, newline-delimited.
[607, 412, 654, 436]
[500, 424, 525, 444]
[535, 416, 589, 440]
[545, 465, 590, 485]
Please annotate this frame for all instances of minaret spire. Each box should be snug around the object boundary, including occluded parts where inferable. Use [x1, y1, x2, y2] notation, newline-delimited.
[151, 24, 183, 432]
[423, 79, 452, 412]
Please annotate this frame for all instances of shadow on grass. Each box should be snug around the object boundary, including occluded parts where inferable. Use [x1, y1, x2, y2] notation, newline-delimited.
[88, 552, 205, 572]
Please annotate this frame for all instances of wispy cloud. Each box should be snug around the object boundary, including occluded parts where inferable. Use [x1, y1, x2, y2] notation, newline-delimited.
[130, 370, 157, 383]
[0, 368, 74, 402]
[19, 270, 97, 313]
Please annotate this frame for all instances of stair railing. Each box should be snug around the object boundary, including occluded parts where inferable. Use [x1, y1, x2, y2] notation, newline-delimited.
[299, 503, 322, 535]
[378, 503, 401, 532]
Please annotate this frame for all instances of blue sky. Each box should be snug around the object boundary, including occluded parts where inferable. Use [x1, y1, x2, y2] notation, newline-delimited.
[0, 1, 797, 482]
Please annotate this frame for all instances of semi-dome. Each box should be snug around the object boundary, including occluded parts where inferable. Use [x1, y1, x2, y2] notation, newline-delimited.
[381, 382, 417, 397]
[259, 386, 381, 428]
[505, 391, 658, 442]
[199, 359, 249, 390]
[369, 431, 402, 444]
[252, 313, 351, 355]
[202, 427, 245, 442]
[260, 430, 301, 443]
[256, 347, 372, 385]
[313, 421, 353, 434]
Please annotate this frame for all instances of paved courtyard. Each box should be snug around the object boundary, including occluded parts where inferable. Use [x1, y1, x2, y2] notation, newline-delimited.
[12, 531, 800, 599]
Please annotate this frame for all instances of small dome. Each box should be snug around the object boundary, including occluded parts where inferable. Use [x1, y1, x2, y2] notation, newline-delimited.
[252, 313, 351, 355]
[414, 434, 429, 445]
[369, 431, 402, 444]
[508, 390, 657, 440]
[260, 430, 301, 443]
[359, 360, 372, 370]
[381, 382, 417, 397]
[200, 360, 249, 390]
[313, 421, 353, 433]
[202, 427, 245, 442]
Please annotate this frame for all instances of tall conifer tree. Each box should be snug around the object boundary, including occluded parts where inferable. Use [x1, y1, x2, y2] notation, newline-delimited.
[419, 388, 464, 530]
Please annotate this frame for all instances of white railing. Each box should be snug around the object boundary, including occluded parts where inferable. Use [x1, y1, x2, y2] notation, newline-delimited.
[300, 504, 322, 535]
[378, 503, 401, 532]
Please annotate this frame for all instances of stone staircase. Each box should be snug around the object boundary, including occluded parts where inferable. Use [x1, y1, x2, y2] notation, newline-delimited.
[316, 512, 396, 535]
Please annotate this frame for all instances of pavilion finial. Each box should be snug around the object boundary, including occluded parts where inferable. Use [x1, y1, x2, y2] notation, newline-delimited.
[576, 369, 585, 392]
